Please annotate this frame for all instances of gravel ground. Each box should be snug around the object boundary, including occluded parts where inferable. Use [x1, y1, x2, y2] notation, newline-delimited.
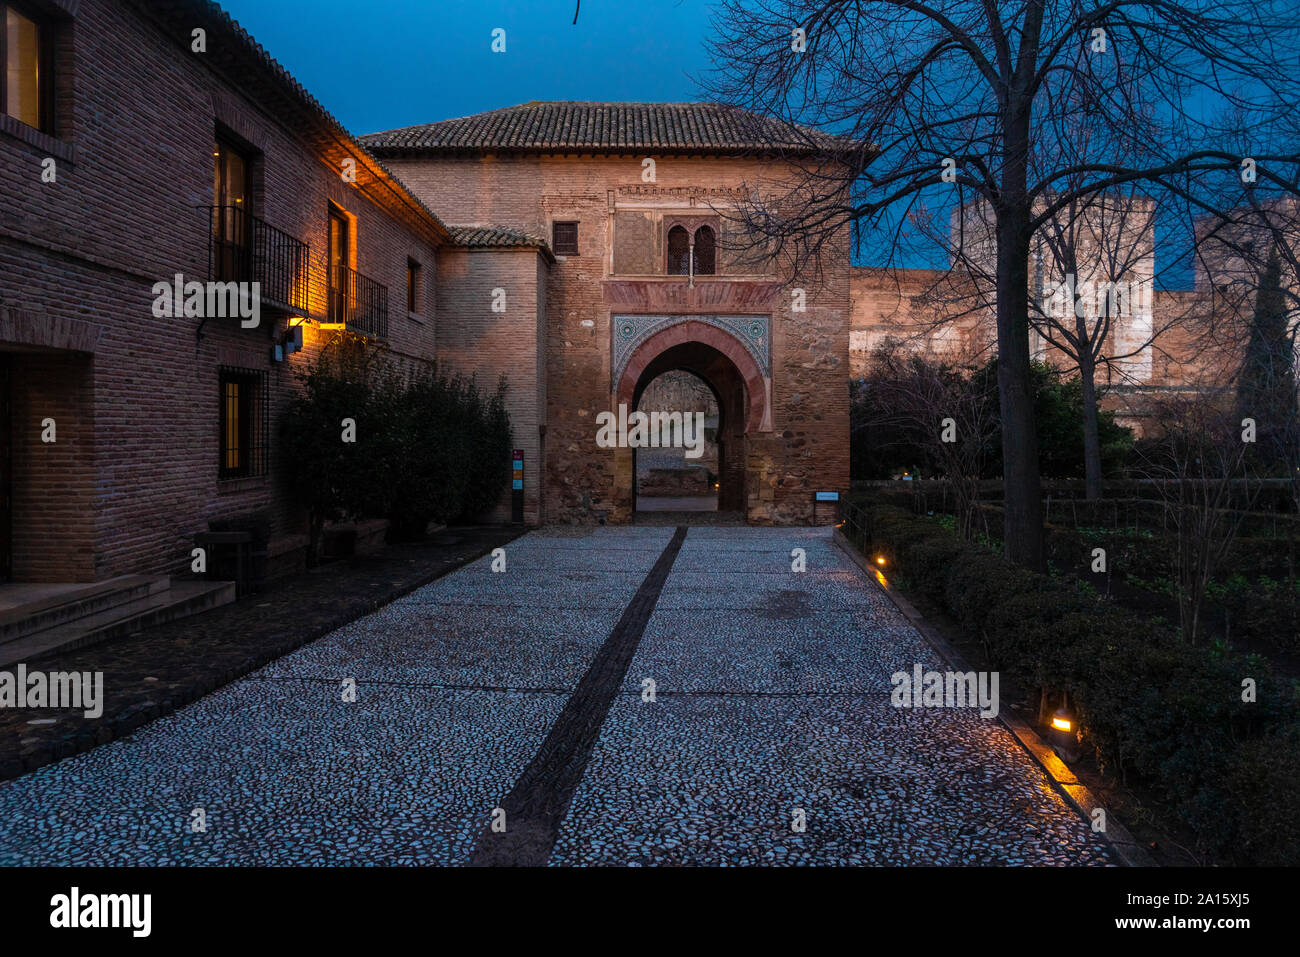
[0, 525, 1111, 866]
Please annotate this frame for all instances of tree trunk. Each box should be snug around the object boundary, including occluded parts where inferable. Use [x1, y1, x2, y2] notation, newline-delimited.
[994, 207, 1046, 570]
[1079, 355, 1104, 500]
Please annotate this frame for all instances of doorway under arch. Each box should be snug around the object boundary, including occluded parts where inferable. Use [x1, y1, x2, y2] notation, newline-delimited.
[615, 323, 768, 517]
[634, 369, 720, 512]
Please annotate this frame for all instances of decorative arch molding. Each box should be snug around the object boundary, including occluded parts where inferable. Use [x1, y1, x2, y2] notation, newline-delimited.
[613, 313, 769, 383]
[614, 318, 771, 433]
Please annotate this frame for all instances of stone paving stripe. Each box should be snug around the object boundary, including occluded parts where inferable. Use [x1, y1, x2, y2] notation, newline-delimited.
[469, 526, 689, 867]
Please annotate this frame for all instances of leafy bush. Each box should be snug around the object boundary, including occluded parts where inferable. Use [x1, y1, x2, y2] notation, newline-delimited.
[851, 356, 1133, 480]
[850, 498, 1300, 863]
[280, 336, 512, 555]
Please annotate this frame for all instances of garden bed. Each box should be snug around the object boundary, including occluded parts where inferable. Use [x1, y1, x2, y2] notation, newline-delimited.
[843, 497, 1300, 865]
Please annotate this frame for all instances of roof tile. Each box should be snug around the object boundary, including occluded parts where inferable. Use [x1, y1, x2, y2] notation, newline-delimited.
[360, 101, 856, 157]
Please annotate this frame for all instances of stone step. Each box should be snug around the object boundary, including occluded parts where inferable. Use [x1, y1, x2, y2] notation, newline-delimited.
[0, 575, 169, 644]
[0, 580, 237, 669]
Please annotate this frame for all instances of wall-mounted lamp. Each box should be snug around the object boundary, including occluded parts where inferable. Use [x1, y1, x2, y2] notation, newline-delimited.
[282, 322, 304, 354]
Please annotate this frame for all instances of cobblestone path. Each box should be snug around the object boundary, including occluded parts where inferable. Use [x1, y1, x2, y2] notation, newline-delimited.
[0, 527, 1111, 866]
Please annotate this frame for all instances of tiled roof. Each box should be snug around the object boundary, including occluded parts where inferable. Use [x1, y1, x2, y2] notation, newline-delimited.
[449, 225, 554, 258]
[360, 102, 858, 157]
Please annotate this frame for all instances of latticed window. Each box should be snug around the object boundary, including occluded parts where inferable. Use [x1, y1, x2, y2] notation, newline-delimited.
[218, 367, 268, 479]
[552, 221, 578, 255]
[694, 225, 716, 275]
[667, 225, 691, 275]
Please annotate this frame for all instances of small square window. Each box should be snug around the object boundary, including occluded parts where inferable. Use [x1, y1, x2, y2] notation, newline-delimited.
[552, 221, 578, 256]
[407, 258, 422, 313]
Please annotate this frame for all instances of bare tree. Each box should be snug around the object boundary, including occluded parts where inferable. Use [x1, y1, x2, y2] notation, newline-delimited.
[1133, 398, 1258, 644]
[704, 0, 1300, 570]
[855, 340, 998, 538]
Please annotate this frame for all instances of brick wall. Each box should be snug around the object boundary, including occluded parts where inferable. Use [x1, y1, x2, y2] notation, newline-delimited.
[0, 0, 443, 581]
[435, 246, 548, 523]
[383, 153, 852, 525]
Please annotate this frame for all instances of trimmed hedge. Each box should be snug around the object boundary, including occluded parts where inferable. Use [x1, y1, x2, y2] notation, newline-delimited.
[851, 500, 1300, 865]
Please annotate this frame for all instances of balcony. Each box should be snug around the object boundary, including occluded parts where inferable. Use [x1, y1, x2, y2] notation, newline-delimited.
[203, 205, 310, 314]
[328, 263, 389, 340]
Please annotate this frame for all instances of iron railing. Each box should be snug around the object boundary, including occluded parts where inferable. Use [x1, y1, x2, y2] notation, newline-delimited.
[203, 205, 310, 313]
[328, 263, 389, 339]
[840, 498, 874, 554]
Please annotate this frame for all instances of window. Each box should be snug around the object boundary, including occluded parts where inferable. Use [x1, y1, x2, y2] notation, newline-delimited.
[212, 138, 251, 280]
[213, 138, 248, 209]
[328, 206, 351, 322]
[552, 221, 578, 256]
[666, 222, 718, 276]
[407, 258, 421, 313]
[218, 368, 267, 479]
[694, 225, 716, 276]
[2, 3, 51, 133]
[666, 225, 690, 275]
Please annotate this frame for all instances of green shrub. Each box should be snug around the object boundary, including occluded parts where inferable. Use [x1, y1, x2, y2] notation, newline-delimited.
[1223, 728, 1300, 865]
[848, 497, 1300, 863]
[280, 337, 512, 552]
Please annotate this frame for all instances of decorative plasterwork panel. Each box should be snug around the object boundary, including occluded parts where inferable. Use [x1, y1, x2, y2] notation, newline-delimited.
[613, 313, 770, 383]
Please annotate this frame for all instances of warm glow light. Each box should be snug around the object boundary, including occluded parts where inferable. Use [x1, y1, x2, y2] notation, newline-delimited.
[876, 556, 886, 566]
[1052, 715, 1072, 732]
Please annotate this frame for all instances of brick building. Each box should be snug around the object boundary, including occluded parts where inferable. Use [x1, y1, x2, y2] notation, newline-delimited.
[0, 0, 537, 589]
[1, 6, 855, 599]
[362, 102, 854, 525]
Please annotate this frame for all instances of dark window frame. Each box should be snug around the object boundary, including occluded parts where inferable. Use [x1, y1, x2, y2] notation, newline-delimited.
[218, 367, 268, 480]
[552, 221, 578, 256]
[407, 257, 421, 313]
[693, 224, 717, 276]
[211, 136, 254, 282]
[0, 1, 55, 135]
[666, 224, 691, 275]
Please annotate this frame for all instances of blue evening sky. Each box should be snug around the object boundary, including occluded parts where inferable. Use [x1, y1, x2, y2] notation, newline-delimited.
[217, 1, 1211, 283]
[219, 0, 716, 135]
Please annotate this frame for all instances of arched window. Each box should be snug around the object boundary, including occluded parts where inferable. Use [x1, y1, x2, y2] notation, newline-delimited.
[694, 225, 716, 275]
[667, 225, 691, 275]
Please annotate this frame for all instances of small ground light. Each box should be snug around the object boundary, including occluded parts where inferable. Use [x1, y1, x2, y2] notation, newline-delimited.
[875, 556, 887, 566]
[1049, 696, 1081, 761]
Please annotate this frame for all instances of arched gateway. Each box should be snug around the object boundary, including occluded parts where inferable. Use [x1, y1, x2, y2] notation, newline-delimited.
[364, 101, 852, 527]
[612, 318, 771, 517]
